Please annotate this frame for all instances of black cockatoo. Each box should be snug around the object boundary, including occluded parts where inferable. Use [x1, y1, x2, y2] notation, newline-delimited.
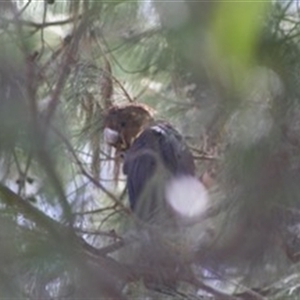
[104, 103, 207, 224]
[104, 103, 210, 292]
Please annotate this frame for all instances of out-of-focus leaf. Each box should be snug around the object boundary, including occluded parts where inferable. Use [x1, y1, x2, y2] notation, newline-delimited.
[211, 1, 271, 81]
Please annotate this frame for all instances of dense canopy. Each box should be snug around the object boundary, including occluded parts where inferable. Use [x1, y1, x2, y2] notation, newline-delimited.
[1, 1, 300, 299]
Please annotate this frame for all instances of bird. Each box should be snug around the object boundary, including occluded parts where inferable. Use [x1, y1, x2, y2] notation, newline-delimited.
[103, 103, 196, 223]
[103, 103, 211, 294]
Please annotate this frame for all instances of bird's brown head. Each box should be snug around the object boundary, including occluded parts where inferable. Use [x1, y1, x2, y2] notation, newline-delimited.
[103, 104, 154, 151]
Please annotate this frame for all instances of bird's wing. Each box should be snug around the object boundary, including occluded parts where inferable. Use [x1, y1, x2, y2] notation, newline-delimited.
[123, 124, 195, 222]
[123, 149, 157, 211]
[153, 123, 195, 176]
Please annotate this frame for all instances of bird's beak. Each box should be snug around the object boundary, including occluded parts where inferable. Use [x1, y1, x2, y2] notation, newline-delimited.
[104, 127, 120, 146]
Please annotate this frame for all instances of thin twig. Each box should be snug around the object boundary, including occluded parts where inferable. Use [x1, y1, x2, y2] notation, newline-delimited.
[98, 240, 126, 256]
[1, 16, 80, 30]
[38, 2, 48, 59]
[111, 74, 134, 102]
[74, 227, 122, 239]
[52, 125, 130, 213]
[16, 0, 32, 17]
[73, 204, 117, 216]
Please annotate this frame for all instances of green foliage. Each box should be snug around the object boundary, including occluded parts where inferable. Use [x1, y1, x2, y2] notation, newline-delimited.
[2, 0, 300, 299]
[212, 2, 270, 68]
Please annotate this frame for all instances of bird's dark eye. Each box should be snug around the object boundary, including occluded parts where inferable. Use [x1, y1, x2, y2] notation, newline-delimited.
[120, 121, 126, 128]
[26, 177, 34, 184]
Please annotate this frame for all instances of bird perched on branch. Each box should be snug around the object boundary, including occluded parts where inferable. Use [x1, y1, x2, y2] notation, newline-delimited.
[103, 103, 208, 224]
[103, 103, 211, 293]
